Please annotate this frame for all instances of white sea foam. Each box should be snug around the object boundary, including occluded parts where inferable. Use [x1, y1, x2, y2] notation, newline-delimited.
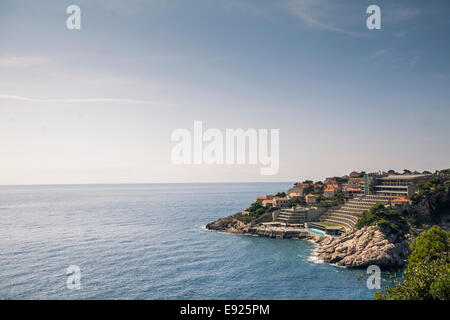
[306, 253, 324, 264]
[304, 239, 324, 264]
[307, 248, 324, 264]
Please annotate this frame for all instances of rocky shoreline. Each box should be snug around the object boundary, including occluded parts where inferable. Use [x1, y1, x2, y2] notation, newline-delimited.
[314, 226, 411, 269]
[206, 214, 412, 270]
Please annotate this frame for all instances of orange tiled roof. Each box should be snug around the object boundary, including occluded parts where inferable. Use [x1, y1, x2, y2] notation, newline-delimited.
[347, 187, 360, 192]
[306, 194, 317, 197]
[256, 196, 266, 200]
[274, 197, 289, 201]
[289, 192, 301, 196]
[324, 188, 335, 192]
[392, 197, 409, 203]
[262, 199, 273, 203]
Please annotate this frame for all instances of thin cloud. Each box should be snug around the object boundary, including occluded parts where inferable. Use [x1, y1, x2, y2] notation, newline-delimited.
[365, 49, 389, 61]
[0, 56, 50, 67]
[0, 94, 174, 106]
[363, 49, 420, 68]
[392, 8, 420, 21]
[284, 0, 361, 36]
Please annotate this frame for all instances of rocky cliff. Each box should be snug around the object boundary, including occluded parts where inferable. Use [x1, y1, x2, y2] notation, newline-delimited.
[205, 214, 251, 233]
[315, 226, 412, 269]
[408, 190, 450, 228]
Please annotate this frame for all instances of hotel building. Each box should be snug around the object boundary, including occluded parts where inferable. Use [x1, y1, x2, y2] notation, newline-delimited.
[372, 174, 430, 199]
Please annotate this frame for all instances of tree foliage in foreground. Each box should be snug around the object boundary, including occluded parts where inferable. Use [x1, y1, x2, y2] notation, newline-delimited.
[375, 226, 450, 300]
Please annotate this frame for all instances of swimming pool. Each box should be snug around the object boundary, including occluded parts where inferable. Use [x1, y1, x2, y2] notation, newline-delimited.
[306, 228, 326, 236]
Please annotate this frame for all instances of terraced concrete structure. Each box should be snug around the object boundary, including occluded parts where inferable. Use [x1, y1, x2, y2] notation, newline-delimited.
[276, 207, 307, 225]
[319, 195, 393, 230]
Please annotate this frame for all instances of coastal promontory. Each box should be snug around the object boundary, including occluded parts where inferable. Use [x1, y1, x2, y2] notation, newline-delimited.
[206, 169, 450, 270]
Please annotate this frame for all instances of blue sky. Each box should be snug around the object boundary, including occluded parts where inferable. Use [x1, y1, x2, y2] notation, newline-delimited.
[0, 0, 449, 184]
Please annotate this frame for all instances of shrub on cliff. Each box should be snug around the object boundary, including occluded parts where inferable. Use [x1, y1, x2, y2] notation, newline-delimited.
[411, 177, 450, 205]
[375, 226, 449, 300]
[237, 202, 274, 222]
[317, 198, 343, 208]
[289, 197, 306, 207]
[355, 203, 409, 235]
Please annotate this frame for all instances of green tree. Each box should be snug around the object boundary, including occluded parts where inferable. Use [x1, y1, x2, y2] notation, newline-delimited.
[335, 177, 348, 184]
[335, 192, 345, 204]
[411, 177, 450, 204]
[303, 185, 314, 194]
[289, 197, 305, 207]
[375, 226, 449, 300]
[237, 201, 275, 222]
[409, 225, 449, 265]
[355, 203, 409, 234]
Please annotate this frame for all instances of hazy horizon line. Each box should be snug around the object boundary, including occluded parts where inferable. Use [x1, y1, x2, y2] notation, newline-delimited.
[0, 181, 297, 187]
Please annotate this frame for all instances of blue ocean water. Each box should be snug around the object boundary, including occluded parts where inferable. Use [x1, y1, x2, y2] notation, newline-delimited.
[0, 183, 385, 299]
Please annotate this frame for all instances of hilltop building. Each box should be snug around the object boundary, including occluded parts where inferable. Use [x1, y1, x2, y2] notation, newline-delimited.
[273, 197, 290, 208]
[314, 183, 323, 192]
[306, 194, 318, 205]
[391, 197, 411, 209]
[324, 187, 337, 198]
[288, 192, 302, 200]
[343, 187, 361, 198]
[318, 173, 433, 231]
[348, 177, 365, 192]
[288, 183, 310, 196]
[372, 174, 429, 199]
[263, 172, 434, 232]
[256, 194, 274, 204]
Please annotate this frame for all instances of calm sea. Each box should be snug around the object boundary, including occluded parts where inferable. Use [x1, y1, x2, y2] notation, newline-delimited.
[0, 183, 385, 299]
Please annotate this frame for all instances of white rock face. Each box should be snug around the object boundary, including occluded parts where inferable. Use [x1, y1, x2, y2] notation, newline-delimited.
[315, 226, 412, 269]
